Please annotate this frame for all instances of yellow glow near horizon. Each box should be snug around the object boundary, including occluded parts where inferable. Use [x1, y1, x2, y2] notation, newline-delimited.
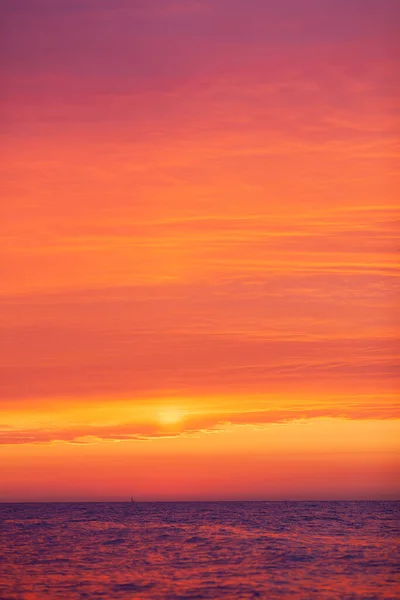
[158, 409, 185, 426]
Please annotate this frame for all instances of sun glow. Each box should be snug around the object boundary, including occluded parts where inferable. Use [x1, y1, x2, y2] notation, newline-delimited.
[158, 409, 184, 426]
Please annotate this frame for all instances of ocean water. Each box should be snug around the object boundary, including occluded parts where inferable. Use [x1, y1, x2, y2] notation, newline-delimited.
[0, 502, 398, 599]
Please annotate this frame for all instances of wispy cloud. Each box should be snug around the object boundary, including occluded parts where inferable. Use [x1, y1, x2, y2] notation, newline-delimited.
[2, 403, 399, 445]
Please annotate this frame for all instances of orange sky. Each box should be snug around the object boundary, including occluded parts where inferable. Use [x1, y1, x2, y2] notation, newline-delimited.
[1, 0, 399, 500]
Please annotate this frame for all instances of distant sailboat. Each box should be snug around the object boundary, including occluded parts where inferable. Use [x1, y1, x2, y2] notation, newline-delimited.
[130, 496, 135, 503]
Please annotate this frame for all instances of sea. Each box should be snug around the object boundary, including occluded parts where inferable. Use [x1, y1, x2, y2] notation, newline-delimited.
[0, 501, 398, 599]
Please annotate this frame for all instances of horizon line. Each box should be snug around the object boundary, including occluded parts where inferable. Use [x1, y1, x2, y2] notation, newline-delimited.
[1, 498, 399, 504]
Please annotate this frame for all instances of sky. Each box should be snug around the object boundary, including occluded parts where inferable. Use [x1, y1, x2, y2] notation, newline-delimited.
[0, 0, 399, 500]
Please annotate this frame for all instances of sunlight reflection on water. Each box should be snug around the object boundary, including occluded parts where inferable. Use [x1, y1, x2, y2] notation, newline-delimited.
[0, 501, 398, 599]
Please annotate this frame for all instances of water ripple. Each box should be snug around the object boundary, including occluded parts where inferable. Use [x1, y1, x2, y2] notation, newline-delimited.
[0, 501, 398, 599]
